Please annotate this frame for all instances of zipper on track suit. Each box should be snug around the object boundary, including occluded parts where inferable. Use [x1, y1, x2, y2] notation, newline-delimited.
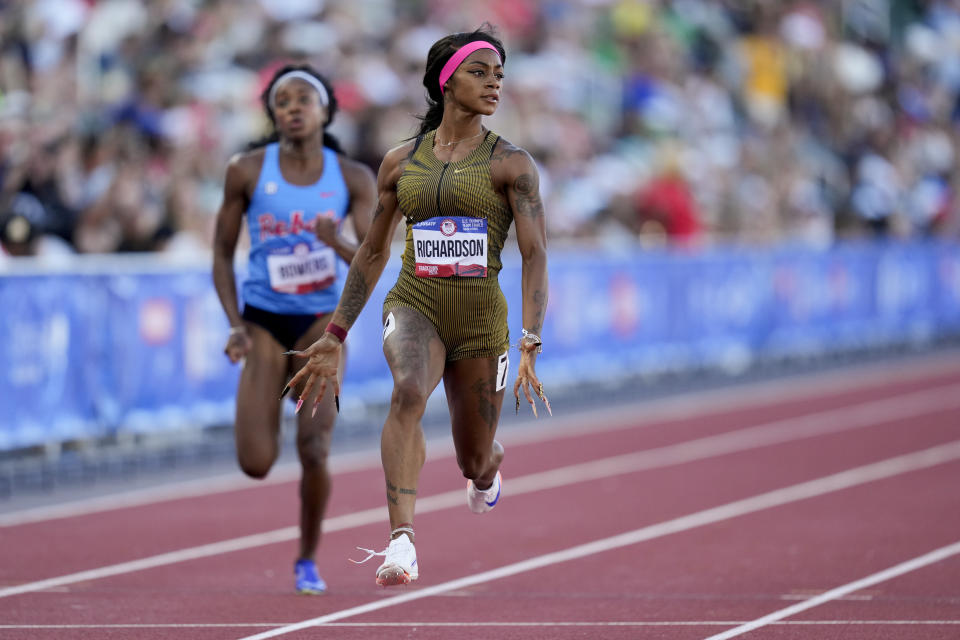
[436, 163, 449, 214]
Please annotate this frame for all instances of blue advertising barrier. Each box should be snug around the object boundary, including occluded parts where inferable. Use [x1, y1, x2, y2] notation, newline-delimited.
[2, 240, 959, 450]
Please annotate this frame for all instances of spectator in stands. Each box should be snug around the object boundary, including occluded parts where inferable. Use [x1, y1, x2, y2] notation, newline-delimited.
[1, 0, 959, 249]
[632, 147, 703, 247]
[0, 210, 37, 257]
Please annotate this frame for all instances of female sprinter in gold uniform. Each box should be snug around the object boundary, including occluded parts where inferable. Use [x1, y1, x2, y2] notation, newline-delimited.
[287, 27, 550, 586]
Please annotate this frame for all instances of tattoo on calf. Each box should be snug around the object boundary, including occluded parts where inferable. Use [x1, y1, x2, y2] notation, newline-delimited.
[386, 479, 417, 507]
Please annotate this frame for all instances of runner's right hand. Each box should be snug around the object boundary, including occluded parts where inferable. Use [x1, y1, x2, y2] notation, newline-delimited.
[224, 327, 252, 364]
[286, 332, 343, 412]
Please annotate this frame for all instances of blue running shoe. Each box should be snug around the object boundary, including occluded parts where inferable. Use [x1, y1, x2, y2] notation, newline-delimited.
[294, 558, 327, 594]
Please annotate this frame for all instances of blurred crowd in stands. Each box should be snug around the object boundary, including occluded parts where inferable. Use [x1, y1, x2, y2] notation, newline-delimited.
[1, 0, 959, 260]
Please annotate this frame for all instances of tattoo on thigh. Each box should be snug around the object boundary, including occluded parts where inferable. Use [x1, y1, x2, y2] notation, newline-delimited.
[471, 363, 498, 431]
[390, 309, 437, 365]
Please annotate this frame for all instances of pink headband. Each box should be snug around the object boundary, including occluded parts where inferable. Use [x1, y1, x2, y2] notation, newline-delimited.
[438, 41, 502, 94]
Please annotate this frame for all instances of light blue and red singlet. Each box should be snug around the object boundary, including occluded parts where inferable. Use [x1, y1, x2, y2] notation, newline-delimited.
[243, 143, 349, 315]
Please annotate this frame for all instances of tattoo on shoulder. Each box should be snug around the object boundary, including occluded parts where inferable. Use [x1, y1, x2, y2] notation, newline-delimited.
[490, 140, 525, 168]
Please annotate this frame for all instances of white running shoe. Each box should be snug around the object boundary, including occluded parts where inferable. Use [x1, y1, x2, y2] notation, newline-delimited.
[374, 534, 418, 586]
[351, 534, 419, 586]
[351, 527, 419, 586]
[466, 471, 502, 514]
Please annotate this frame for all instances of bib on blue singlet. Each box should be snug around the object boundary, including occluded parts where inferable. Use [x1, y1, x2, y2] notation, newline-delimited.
[412, 216, 488, 277]
[266, 243, 337, 293]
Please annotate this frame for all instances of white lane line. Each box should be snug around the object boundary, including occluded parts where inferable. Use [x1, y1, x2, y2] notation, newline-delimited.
[2, 384, 958, 600]
[705, 541, 960, 640]
[4, 350, 959, 527]
[237, 441, 960, 640]
[3, 621, 958, 629]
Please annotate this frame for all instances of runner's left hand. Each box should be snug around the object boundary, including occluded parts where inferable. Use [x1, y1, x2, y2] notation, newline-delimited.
[513, 342, 551, 418]
[313, 211, 339, 246]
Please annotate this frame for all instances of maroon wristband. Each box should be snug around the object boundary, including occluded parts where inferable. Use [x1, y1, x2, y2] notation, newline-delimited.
[325, 321, 348, 343]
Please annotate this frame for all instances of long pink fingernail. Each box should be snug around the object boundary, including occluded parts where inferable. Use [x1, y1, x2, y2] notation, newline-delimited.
[295, 398, 304, 413]
[311, 401, 319, 418]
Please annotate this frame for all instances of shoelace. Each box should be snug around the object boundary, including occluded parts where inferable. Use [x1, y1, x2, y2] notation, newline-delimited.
[349, 526, 414, 565]
[349, 546, 385, 565]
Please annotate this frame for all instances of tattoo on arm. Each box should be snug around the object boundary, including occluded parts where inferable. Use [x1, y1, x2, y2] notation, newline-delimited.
[339, 267, 369, 325]
[372, 201, 384, 221]
[530, 289, 546, 334]
[513, 173, 544, 220]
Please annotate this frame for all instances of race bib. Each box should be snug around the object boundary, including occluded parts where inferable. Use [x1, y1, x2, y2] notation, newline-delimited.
[266, 244, 337, 293]
[412, 216, 488, 277]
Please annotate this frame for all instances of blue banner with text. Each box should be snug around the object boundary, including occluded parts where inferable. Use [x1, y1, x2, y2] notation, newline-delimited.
[1, 240, 959, 450]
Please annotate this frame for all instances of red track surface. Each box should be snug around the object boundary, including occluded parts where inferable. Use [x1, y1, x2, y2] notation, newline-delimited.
[2, 355, 959, 639]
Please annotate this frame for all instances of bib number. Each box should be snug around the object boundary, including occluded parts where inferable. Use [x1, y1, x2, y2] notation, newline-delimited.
[267, 244, 336, 293]
[412, 216, 487, 277]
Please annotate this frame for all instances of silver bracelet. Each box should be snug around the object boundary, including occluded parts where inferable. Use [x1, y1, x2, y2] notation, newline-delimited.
[229, 325, 246, 335]
[521, 328, 543, 353]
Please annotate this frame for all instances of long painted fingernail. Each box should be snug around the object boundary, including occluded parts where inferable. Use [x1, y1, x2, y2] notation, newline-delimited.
[295, 398, 304, 414]
[283, 350, 303, 356]
[531, 403, 538, 418]
[335, 395, 340, 413]
[311, 401, 319, 418]
[543, 397, 553, 417]
[515, 397, 520, 414]
[280, 385, 290, 399]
